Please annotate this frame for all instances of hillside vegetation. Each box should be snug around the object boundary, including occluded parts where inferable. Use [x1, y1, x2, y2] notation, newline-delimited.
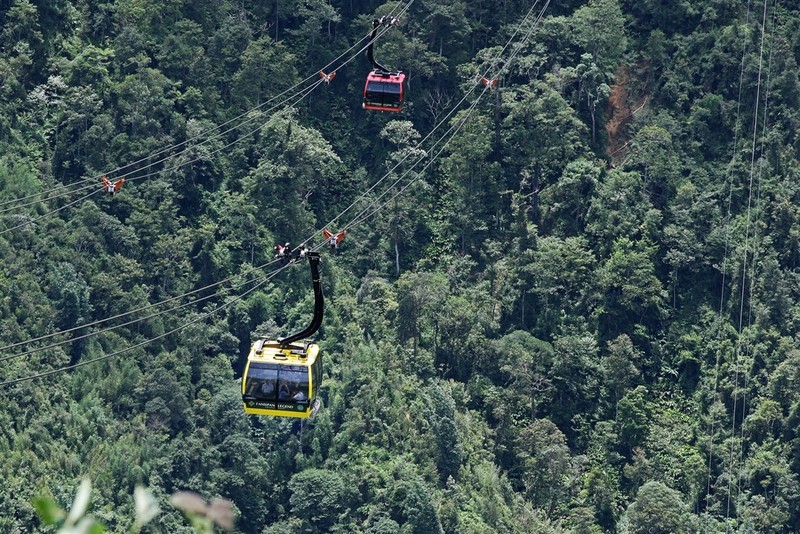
[1, 0, 799, 532]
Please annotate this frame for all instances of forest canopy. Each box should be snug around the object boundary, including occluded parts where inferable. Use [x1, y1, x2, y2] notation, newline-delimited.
[1, 0, 799, 532]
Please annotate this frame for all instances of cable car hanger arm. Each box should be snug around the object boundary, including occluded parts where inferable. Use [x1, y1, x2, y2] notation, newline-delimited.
[277, 251, 323, 346]
[367, 16, 398, 73]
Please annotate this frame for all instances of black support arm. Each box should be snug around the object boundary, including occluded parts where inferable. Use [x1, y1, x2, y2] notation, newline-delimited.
[278, 252, 323, 346]
[367, 18, 389, 73]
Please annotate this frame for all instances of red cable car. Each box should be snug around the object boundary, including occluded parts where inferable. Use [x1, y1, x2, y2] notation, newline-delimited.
[363, 17, 406, 113]
[363, 71, 406, 112]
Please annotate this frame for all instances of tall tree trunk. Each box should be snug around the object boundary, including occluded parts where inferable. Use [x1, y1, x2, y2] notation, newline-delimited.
[494, 86, 502, 148]
[532, 162, 541, 224]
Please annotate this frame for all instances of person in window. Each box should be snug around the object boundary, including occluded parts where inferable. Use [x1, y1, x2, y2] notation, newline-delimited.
[292, 389, 307, 401]
[260, 381, 275, 397]
[278, 383, 290, 400]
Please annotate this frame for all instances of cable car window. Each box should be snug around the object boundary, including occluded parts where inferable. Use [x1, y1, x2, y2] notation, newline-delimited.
[246, 363, 279, 400]
[366, 83, 401, 107]
[278, 365, 310, 402]
[366, 81, 386, 96]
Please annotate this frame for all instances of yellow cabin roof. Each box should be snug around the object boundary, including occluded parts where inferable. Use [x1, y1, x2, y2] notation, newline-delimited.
[247, 339, 319, 365]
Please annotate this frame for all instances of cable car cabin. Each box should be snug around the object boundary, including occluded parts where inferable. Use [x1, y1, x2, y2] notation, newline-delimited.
[242, 339, 322, 418]
[243, 250, 323, 418]
[363, 71, 406, 112]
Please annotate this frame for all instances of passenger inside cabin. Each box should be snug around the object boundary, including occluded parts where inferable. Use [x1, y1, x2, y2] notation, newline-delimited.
[247, 380, 262, 396]
[260, 381, 275, 396]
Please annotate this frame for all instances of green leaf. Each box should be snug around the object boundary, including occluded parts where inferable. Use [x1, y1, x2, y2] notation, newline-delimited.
[61, 516, 105, 534]
[32, 496, 65, 525]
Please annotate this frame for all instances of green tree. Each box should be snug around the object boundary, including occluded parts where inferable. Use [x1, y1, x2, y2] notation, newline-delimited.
[616, 385, 651, 454]
[419, 0, 471, 58]
[598, 237, 666, 338]
[428, 381, 463, 482]
[527, 235, 597, 336]
[549, 327, 600, 435]
[290, 0, 341, 46]
[557, 55, 611, 146]
[586, 169, 661, 252]
[396, 270, 448, 358]
[48, 262, 93, 331]
[602, 334, 642, 408]
[0, 0, 43, 94]
[501, 81, 588, 225]
[156, 20, 211, 89]
[662, 176, 720, 303]
[621, 481, 694, 534]
[516, 419, 574, 515]
[390, 479, 444, 534]
[288, 469, 357, 533]
[571, 0, 627, 70]
[231, 39, 299, 108]
[623, 124, 680, 206]
[495, 330, 555, 419]
[539, 158, 602, 236]
[373, 120, 429, 276]
[435, 112, 500, 255]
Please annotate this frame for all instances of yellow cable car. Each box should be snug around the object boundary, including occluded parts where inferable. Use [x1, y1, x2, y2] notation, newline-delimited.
[242, 251, 324, 418]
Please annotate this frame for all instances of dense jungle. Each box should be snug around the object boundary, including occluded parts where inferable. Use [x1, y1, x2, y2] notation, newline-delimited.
[1, 0, 800, 532]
